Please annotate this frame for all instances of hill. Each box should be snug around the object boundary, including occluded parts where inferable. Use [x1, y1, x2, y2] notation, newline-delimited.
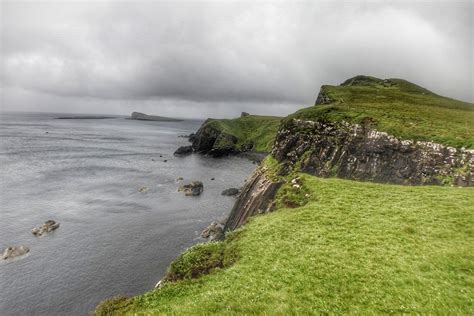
[289, 75, 474, 148]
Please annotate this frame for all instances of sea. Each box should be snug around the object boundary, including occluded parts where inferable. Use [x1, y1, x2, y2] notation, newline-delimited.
[0, 111, 256, 315]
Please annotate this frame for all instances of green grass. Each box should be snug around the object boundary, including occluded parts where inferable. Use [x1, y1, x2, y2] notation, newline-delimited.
[205, 115, 281, 152]
[97, 172, 474, 315]
[286, 76, 474, 148]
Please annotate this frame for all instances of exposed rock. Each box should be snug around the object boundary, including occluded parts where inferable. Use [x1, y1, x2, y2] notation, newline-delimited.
[155, 280, 163, 289]
[221, 188, 240, 196]
[241, 112, 250, 117]
[138, 186, 149, 193]
[130, 112, 182, 122]
[178, 181, 204, 196]
[201, 222, 225, 241]
[314, 86, 333, 105]
[174, 145, 193, 156]
[176, 177, 184, 181]
[211, 178, 215, 181]
[225, 169, 282, 231]
[2, 246, 30, 260]
[191, 120, 238, 157]
[188, 133, 196, 142]
[272, 118, 473, 186]
[32, 220, 60, 236]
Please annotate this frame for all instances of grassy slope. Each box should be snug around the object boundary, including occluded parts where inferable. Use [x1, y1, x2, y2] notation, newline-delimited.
[287, 77, 474, 148]
[98, 169, 474, 314]
[205, 115, 281, 152]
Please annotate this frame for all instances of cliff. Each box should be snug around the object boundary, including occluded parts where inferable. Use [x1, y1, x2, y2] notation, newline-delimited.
[191, 115, 281, 156]
[224, 168, 282, 230]
[224, 76, 474, 231]
[272, 119, 473, 186]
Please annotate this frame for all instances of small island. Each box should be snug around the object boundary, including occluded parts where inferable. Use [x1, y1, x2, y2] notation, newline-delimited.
[130, 112, 183, 122]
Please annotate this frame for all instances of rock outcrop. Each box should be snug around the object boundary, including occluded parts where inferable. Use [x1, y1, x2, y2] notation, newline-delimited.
[2, 246, 30, 260]
[272, 119, 473, 186]
[221, 188, 240, 196]
[201, 222, 225, 241]
[32, 220, 60, 236]
[192, 120, 239, 157]
[224, 169, 282, 231]
[130, 112, 182, 122]
[174, 145, 193, 156]
[178, 181, 204, 196]
[314, 86, 333, 105]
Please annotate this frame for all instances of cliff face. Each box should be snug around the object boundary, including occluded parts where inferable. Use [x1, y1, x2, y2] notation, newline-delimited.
[224, 169, 281, 231]
[273, 119, 473, 186]
[225, 117, 473, 230]
[190, 115, 282, 157]
[192, 120, 239, 157]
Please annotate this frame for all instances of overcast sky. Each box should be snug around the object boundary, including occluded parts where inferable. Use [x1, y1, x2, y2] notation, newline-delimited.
[1, 0, 472, 118]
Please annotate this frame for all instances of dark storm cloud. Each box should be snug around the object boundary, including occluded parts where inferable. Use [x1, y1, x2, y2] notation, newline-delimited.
[1, 1, 472, 117]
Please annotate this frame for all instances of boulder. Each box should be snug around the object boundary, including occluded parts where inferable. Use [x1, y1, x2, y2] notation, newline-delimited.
[2, 246, 29, 260]
[221, 188, 240, 196]
[32, 220, 60, 237]
[178, 181, 204, 196]
[138, 186, 149, 193]
[174, 146, 193, 156]
[201, 222, 224, 241]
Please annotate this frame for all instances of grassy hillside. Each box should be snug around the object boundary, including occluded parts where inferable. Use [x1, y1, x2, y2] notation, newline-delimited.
[95, 77, 473, 315]
[202, 115, 281, 152]
[95, 164, 473, 315]
[287, 76, 474, 148]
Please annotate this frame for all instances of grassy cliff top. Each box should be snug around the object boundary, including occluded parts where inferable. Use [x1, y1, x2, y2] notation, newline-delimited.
[204, 115, 281, 152]
[96, 165, 473, 315]
[286, 76, 474, 148]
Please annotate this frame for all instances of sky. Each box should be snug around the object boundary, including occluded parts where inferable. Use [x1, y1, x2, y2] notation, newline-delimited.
[1, 0, 472, 119]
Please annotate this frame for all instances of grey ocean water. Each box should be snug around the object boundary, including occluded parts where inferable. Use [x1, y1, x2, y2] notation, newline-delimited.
[0, 112, 255, 315]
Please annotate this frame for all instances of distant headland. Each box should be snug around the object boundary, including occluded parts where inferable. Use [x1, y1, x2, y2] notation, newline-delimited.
[130, 112, 183, 122]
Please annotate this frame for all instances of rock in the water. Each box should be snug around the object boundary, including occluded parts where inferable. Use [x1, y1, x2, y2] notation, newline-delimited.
[221, 188, 240, 196]
[32, 220, 60, 237]
[176, 177, 184, 181]
[178, 181, 204, 196]
[2, 246, 30, 260]
[174, 145, 193, 156]
[201, 222, 224, 241]
[138, 186, 149, 193]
